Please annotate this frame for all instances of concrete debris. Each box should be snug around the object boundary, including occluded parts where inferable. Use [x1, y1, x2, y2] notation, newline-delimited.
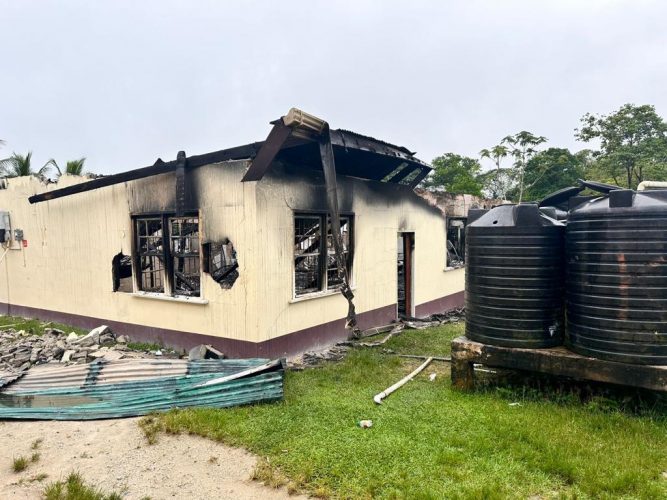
[295, 344, 351, 367]
[72, 325, 114, 347]
[0, 323, 178, 377]
[188, 344, 225, 361]
[358, 420, 373, 429]
[289, 308, 465, 369]
[402, 307, 465, 330]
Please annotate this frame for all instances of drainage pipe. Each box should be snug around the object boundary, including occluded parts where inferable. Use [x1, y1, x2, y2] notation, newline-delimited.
[373, 357, 433, 404]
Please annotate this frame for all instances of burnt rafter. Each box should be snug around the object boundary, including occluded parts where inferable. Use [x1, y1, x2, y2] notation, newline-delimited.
[28, 108, 430, 204]
[175, 151, 187, 216]
[28, 142, 262, 204]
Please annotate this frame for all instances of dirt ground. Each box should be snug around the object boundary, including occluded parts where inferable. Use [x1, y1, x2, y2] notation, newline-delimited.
[0, 417, 302, 499]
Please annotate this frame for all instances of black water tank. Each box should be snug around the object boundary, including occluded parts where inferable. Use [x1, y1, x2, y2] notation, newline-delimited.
[466, 204, 565, 347]
[566, 189, 667, 364]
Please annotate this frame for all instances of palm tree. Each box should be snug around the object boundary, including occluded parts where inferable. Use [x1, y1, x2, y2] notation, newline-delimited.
[0, 152, 55, 178]
[53, 157, 86, 177]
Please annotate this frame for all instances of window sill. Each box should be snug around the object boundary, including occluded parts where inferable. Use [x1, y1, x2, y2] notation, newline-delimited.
[444, 266, 465, 272]
[131, 292, 209, 305]
[289, 287, 356, 304]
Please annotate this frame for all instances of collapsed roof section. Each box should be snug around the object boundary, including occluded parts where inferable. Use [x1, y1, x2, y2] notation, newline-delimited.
[28, 108, 431, 204]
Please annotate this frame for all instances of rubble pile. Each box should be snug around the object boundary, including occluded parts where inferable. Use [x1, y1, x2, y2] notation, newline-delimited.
[292, 308, 466, 368]
[0, 324, 178, 375]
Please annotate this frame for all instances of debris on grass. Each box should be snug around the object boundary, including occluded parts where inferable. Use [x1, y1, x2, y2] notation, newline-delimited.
[358, 420, 373, 429]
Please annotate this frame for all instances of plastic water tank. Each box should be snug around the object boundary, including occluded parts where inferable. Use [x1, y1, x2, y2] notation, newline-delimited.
[566, 189, 667, 364]
[465, 203, 565, 348]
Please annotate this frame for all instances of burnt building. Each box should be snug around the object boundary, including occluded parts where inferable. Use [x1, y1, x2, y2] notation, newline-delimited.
[0, 109, 464, 357]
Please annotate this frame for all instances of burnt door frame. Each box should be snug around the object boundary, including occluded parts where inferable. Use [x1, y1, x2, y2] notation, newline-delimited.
[399, 232, 415, 317]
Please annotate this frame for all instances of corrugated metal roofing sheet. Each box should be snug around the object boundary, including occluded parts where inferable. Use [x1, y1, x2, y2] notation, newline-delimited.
[0, 358, 285, 420]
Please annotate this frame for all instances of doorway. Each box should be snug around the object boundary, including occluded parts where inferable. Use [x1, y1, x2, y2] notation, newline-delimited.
[397, 232, 414, 317]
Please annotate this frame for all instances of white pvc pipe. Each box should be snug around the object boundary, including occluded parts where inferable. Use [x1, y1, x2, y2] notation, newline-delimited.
[373, 357, 433, 404]
[637, 181, 667, 191]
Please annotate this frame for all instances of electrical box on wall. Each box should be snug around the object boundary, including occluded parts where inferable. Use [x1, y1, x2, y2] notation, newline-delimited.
[13, 228, 23, 241]
[0, 211, 10, 243]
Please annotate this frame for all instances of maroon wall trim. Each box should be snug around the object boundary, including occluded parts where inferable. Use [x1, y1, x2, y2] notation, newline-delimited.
[0, 291, 461, 358]
[415, 290, 464, 317]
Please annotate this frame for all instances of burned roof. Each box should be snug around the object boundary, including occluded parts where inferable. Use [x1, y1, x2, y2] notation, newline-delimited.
[29, 109, 431, 204]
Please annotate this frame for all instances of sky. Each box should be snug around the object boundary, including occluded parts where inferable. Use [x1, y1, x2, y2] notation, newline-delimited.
[1, 0, 666, 175]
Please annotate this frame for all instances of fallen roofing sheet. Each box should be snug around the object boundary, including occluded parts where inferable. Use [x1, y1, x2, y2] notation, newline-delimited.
[0, 358, 285, 420]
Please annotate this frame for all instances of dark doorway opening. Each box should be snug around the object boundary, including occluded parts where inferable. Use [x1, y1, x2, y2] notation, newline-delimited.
[397, 232, 414, 317]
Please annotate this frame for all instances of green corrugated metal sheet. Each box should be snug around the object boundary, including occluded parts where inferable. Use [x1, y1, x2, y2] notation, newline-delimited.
[0, 358, 285, 420]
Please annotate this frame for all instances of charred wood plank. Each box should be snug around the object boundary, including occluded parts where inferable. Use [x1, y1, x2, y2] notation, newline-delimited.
[28, 142, 263, 204]
[319, 129, 359, 333]
[175, 151, 187, 217]
[241, 121, 293, 182]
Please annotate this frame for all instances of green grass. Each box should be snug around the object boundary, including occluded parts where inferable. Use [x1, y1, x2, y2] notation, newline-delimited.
[12, 456, 29, 473]
[143, 322, 667, 498]
[126, 341, 163, 352]
[44, 472, 122, 500]
[0, 315, 87, 336]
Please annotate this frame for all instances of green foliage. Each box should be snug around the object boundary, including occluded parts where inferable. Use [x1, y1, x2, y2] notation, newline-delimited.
[423, 153, 483, 195]
[502, 131, 548, 202]
[12, 456, 29, 473]
[54, 158, 87, 177]
[477, 167, 514, 200]
[576, 103, 667, 188]
[517, 148, 585, 201]
[44, 473, 122, 500]
[0, 152, 55, 178]
[0, 314, 87, 336]
[145, 322, 667, 499]
[479, 145, 512, 199]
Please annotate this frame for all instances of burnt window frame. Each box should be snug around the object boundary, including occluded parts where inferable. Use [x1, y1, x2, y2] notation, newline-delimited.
[293, 212, 354, 298]
[446, 216, 467, 269]
[132, 212, 201, 297]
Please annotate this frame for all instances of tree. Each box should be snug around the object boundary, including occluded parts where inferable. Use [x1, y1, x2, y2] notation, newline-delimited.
[478, 168, 515, 199]
[480, 145, 510, 199]
[518, 148, 585, 201]
[423, 153, 483, 196]
[502, 131, 548, 202]
[0, 152, 55, 178]
[53, 157, 86, 177]
[575, 104, 667, 189]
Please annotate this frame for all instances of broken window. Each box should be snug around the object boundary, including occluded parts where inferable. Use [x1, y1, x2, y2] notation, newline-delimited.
[169, 217, 200, 296]
[326, 216, 350, 290]
[136, 218, 165, 293]
[203, 239, 239, 289]
[294, 216, 322, 296]
[294, 214, 353, 297]
[134, 214, 201, 297]
[446, 216, 467, 269]
[112, 252, 133, 292]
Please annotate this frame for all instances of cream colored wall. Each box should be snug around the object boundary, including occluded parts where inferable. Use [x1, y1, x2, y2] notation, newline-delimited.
[252, 166, 465, 341]
[0, 161, 464, 345]
[0, 162, 261, 342]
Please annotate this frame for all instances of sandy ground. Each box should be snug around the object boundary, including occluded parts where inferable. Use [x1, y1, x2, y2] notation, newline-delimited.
[0, 417, 302, 499]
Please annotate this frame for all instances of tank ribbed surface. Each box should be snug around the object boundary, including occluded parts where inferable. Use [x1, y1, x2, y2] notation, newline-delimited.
[566, 190, 667, 364]
[465, 204, 565, 348]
